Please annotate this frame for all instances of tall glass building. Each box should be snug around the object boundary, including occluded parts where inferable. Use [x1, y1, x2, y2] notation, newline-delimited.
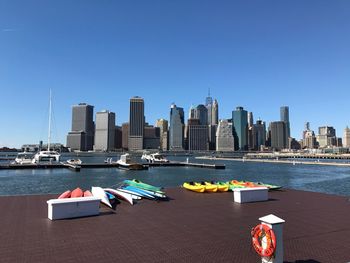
[169, 104, 184, 151]
[129, 96, 144, 151]
[280, 106, 290, 145]
[232, 106, 248, 151]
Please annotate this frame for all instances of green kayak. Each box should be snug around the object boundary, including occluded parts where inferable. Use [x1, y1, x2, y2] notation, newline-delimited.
[123, 179, 164, 193]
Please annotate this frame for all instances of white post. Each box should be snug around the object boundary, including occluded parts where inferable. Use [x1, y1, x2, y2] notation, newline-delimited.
[258, 214, 285, 263]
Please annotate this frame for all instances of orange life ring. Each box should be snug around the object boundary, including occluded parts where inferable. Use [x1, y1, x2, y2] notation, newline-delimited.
[251, 224, 276, 257]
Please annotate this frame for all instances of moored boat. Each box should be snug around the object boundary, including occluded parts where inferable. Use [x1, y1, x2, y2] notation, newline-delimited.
[66, 159, 82, 165]
[117, 154, 145, 170]
[141, 152, 169, 163]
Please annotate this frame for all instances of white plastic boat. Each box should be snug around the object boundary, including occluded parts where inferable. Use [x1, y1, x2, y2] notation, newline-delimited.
[91, 186, 112, 208]
[103, 188, 134, 205]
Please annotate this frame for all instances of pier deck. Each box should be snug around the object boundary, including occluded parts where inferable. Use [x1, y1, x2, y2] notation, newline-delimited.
[0, 188, 348, 263]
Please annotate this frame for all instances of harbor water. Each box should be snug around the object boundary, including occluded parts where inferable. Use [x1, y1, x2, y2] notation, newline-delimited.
[0, 153, 349, 197]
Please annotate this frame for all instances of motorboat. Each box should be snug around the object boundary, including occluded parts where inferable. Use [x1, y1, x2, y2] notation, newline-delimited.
[12, 152, 35, 165]
[116, 153, 145, 170]
[66, 159, 82, 165]
[141, 152, 169, 163]
[32, 150, 60, 163]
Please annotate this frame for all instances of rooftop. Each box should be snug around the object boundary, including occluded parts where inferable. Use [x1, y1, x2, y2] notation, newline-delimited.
[0, 188, 349, 262]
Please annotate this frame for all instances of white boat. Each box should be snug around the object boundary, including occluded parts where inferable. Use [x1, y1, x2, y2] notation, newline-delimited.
[116, 153, 144, 170]
[103, 188, 134, 205]
[66, 159, 82, 165]
[32, 90, 61, 164]
[141, 152, 169, 163]
[12, 152, 35, 165]
[91, 186, 112, 208]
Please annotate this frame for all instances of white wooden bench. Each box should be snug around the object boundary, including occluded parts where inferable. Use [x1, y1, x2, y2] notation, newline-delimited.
[233, 187, 269, 203]
[47, 197, 101, 220]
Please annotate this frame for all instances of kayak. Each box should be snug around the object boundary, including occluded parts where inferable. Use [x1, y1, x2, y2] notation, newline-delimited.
[71, 187, 83, 198]
[123, 179, 163, 193]
[91, 186, 112, 208]
[115, 188, 142, 200]
[254, 182, 282, 190]
[122, 185, 156, 200]
[183, 182, 205, 193]
[208, 181, 229, 192]
[197, 182, 218, 193]
[104, 188, 134, 205]
[83, 190, 93, 197]
[58, 190, 71, 199]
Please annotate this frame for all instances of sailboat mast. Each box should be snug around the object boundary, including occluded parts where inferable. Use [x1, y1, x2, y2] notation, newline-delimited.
[48, 89, 52, 152]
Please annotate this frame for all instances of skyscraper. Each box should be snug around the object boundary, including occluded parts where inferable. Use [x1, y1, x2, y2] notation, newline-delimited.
[216, 120, 234, 152]
[169, 104, 184, 151]
[94, 110, 115, 151]
[269, 121, 286, 150]
[66, 103, 94, 151]
[205, 90, 213, 125]
[317, 126, 336, 148]
[343, 126, 350, 148]
[232, 106, 248, 151]
[128, 96, 144, 151]
[251, 119, 266, 151]
[280, 106, 290, 146]
[195, 104, 208, 126]
[121, 123, 129, 150]
[211, 99, 219, 125]
[156, 119, 169, 151]
[187, 119, 208, 151]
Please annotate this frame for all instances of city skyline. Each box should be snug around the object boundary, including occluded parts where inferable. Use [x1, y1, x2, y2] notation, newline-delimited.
[1, 1, 350, 148]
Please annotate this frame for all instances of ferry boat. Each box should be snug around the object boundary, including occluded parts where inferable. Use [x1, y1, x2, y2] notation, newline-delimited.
[141, 152, 169, 163]
[117, 153, 144, 170]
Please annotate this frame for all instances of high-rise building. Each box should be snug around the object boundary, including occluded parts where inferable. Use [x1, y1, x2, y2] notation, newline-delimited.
[269, 121, 286, 150]
[216, 120, 234, 152]
[169, 104, 184, 151]
[280, 106, 290, 146]
[251, 119, 266, 151]
[121, 123, 129, 150]
[66, 103, 94, 151]
[114, 126, 122, 149]
[208, 125, 217, 150]
[205, 91, 213, 125]
[128, 96, 144, 151]
[156, 119, 168, 151]
[232, 106, 248, 151]
[343, 126, 350, 148]
[212, 99, 219, 125]
[187, 119, 208, 151]
[188, 105, 196, 119]
[302, 122, 316, 149]
[195, 104, 208, 126]
[144, 125, 160, 149]
[317, 126, 336, 148]
[248, 112, 254, 128]
[94, 110, 115, 151]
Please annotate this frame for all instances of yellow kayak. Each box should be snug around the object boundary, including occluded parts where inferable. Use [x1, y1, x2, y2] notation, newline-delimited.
[196, 182, 218, 193]
[183, 182, 205, 193]
[209, 182, 229, 192]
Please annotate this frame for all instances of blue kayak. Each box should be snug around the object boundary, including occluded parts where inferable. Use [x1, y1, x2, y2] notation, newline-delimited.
[122, 186, 156, 199]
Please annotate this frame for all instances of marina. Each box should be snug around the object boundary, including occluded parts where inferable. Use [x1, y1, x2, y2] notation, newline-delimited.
[0, 188, 348, 263]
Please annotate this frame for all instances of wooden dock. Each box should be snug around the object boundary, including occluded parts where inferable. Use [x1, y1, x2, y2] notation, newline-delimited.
[0, 161, 225, 170]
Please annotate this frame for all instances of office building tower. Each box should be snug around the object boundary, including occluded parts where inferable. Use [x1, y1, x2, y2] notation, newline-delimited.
[251, 119, 266, 151]
[188, 123, 209, 151]
[114, 126, 122, 149]
[248, 112, 254, 128]
[169, 104, 184, 151]
[212, 99, 219, 125]
[94, 110, 115, 151]
[280, 106, 290, 146]
[128, 96, 144, 151]
[317, 126, 336, 148]
[144, 125, 160, 149]
[302, 122, 316, 149]
[195, 104, 208, 126]
[205, 91, 213, 126]
[269, 121, 286, 150]
[208, 125, 217, 150]
[122, 123, 129, 150]
[232, 106, 248, 151]
[156, 119, 168, 151]
[216, 120, 234, 152]
[343, 126, 350, 148]
[66, 103, 94, 151]
[189, 105, 196, 119]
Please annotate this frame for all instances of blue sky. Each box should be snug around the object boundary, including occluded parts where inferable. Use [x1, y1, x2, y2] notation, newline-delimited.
[1, 0, 350, 148]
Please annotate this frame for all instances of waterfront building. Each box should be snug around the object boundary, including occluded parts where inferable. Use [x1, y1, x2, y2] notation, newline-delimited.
[169, 104, 184, 151]
[144, 125, 160, 149]
[343, 126, 350, 148]
[128, 96, 144, 151]
[280, 106, 290, 146]
[205, 91, 213, 126]
[94, 110, 115, 151]
[247, 112, 254, 150]
[66, 103, 94, 151]
[156, 119, 168, 151]
[216, 120, 234, 152]
[251, 119, 266, 151]
[232, 106, 248, 151]
[269, 121, 286, 150]
[187, 119, 209, 151]
[212, 99, 219, 125]
[208, 124, 217, 150]
[114, 126, 122, 149]
[302, 122, 317, 149]
[121, 123, 129, 150]
[189, 105, 196, 119]
[195, 104, 208, 126]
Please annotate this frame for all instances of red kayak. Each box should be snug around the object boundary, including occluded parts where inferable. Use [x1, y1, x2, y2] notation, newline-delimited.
[58, 190, 71, 199]
[71, 187, 83, 198]
[83, 190, 93, 197]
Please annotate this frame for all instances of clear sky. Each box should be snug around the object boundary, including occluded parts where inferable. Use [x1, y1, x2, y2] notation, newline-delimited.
[1, 0, 350, 148]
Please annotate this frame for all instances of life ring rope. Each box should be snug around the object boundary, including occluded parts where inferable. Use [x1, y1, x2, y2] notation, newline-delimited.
[251, 223, 276, 257]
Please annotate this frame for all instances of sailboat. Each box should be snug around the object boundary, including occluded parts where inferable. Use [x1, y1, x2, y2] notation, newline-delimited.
[32, 90, 61, 164]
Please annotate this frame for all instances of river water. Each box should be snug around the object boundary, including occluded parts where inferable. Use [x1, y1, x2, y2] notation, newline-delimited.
[0, 153, 349, 197]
